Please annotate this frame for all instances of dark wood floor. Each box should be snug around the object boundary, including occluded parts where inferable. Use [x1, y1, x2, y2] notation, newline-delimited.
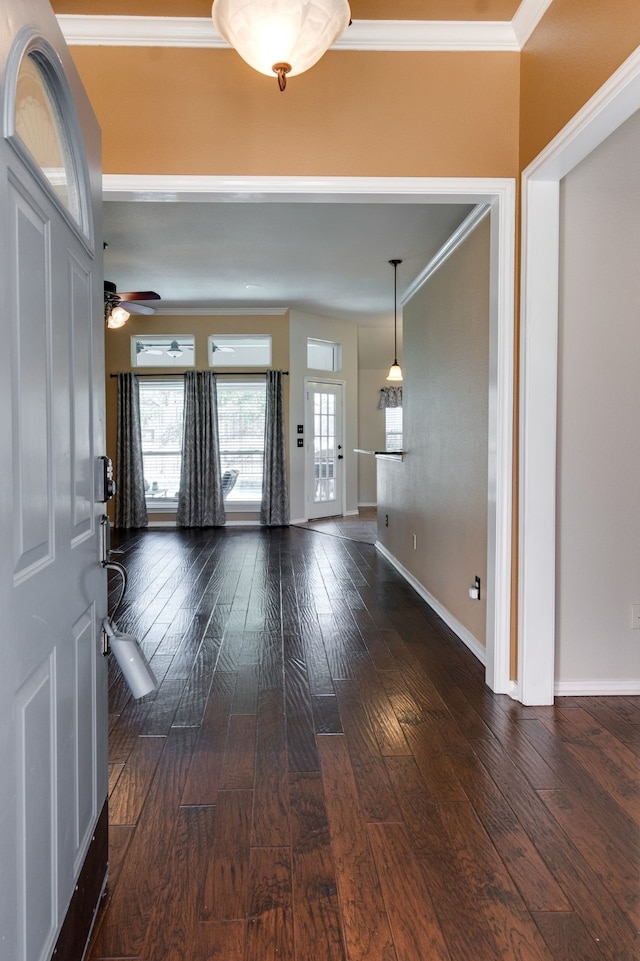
[88, 526, 639, 961]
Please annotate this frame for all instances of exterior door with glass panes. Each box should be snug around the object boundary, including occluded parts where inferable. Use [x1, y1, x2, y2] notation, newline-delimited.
[306, 382, 344, 519]
[0, 5, 107, 961]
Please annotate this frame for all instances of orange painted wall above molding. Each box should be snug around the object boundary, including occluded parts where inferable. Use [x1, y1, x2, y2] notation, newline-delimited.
[51, 1, 521, 22]
[520, 0, 640, 169]
[68, 47, 520, 178]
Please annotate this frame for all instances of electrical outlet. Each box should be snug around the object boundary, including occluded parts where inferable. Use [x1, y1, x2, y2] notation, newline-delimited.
[297, 438, 304, 448]
[385, 514, 389, 527]
[632, 604, 640, 630]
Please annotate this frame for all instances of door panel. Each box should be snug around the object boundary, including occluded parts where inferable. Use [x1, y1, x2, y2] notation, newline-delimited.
[306, 382, 344, 519]
[1, 6, 106, 961]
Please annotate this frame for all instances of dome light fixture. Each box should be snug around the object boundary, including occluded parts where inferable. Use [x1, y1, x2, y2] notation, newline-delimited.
[387, 259, 403, 382]
[212, 0, 351, 91]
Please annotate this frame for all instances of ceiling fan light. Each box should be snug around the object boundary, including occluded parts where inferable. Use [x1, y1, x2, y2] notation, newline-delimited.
[387, 362, 403, 382]
[166, 340, 183, 358]
[212, 0, 351, 88]
[107, 305, 130, 328]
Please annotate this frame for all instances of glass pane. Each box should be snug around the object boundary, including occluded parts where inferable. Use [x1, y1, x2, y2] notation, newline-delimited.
[133, 335, 195, 367]
[209, 335, 271, 367]
[217, 381, 266, 503]
[14, 53, 80, 221]
[139, 381, 185, 501]
[307, 339, 342, 372]
[313, 391, 337, 503]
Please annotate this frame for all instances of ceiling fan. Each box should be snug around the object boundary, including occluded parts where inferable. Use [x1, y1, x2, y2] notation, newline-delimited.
[104, 280, 161, 328]
[210, 342, 235, 353]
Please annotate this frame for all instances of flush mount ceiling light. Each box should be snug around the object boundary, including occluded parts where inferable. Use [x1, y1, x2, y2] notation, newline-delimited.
[212, 0, 351, 91]
[387, 258, 403, 383]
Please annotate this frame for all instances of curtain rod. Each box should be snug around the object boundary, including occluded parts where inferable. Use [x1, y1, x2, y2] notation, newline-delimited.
[110, 370, 289, 378]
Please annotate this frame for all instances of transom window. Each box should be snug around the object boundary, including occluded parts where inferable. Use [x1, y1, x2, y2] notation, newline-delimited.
[209, 334, 271, 367]
[132, 335, 195, 367]
[307, 338, 342, 372]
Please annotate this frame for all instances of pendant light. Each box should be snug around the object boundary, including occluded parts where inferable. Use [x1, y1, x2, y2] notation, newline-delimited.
[212, 0, 351, 91]
[387, 259, 403, 382]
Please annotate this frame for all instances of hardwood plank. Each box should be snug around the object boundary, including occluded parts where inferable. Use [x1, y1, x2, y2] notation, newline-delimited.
[288, 772, 346, 961]
[219, 714, 257, 791]
[368, 821, 451, 961]
[333, 680, 403, 822]
[471, 736, 639, 961]
[533, 912, 609, 961]
[284, 639, 321, 772]
[141, 805, 217, 960]
[203, 790, 253, 922]
[538, 788, 640, 927]
[180, 672, 235, 806]
[312, 694, 343, 734]
[108, 734, 166, 825]
[89, 726, 198, 958]
[385, 754, 511, 961]
[252, 690, 290, 847]
[244, 847, 294, 961]
[317, 735, 397, 961]
[190, 922, 245, 961]
[450, 752, 571, 912]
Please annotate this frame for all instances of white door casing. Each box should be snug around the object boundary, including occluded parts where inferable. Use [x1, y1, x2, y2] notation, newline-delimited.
[0, 4, 107, 960]
[518, 49, 640, 705]
[306, 380, 345, 519]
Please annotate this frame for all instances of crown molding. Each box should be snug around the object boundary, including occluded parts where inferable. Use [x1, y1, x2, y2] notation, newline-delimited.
[57, 13, 532, 52]
[511, 0, 554, 47]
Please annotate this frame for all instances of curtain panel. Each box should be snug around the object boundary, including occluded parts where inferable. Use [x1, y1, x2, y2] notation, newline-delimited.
[177, 370, 225, 527]
[379, 385, 403, 409]
[115, 373, 148, 529]
[260, 370, 289, 526]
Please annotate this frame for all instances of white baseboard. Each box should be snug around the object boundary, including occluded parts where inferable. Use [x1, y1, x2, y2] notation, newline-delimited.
[375, 541, 486, 666]
[358, 502, 377, 508]
[290, 517, 308, 526]
[344, 509, 360, 517]
[554, 679, 640, 696]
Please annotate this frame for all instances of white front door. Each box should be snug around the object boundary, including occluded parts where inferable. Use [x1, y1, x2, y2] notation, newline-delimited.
[306, 381, 344, 519]
[0, 5, 107, 961]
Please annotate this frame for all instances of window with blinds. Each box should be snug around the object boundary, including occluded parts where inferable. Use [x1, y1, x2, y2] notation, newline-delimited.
[138, 377, 267, 508]
[139, 380, 184, 502]
[217, 380, 266, 503]
[385, 407, 403, 452]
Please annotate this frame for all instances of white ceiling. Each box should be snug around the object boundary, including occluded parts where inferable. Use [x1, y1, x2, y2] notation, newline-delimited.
[103, 198, 475, 325]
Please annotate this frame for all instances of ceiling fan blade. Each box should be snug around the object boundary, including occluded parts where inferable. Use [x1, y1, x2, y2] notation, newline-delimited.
[117, 290, 161, 302]
[125, 302, 157, 315]
[211, 344, 235, 353]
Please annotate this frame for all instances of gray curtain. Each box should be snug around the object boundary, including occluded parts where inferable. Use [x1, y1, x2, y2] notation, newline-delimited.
[261, 370, 289, 526]
[177, 370, 225, 527]
[115, 373, 148, 529]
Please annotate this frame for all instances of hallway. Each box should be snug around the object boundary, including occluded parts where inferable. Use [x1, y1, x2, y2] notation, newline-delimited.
[88, 527, 639, 961]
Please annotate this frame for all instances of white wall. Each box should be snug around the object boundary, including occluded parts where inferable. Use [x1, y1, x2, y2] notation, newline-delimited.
[556, 109, 640, 688]
[289, 310, 358, 522]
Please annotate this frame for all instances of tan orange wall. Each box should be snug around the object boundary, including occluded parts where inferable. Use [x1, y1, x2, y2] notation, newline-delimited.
[52, 1, 521, 19]
[520, 0, 640, 169]
[68, 47, 520, 178]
